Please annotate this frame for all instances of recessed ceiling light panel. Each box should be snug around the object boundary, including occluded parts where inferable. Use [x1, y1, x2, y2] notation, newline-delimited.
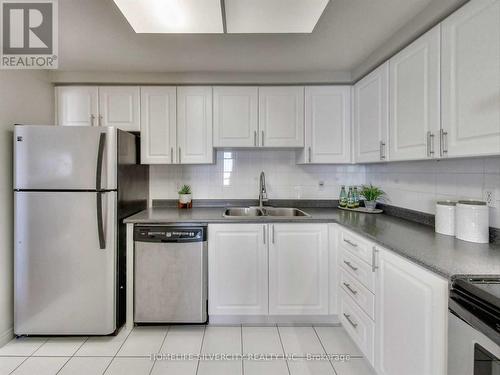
[225, 0, 330, 33]
[113, 0, 224, 33]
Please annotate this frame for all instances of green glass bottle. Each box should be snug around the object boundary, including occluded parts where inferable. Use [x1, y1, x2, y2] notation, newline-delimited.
[339, 186, 347, 207]
[353, 186, 360, 208]
[347, 186, 355, 208]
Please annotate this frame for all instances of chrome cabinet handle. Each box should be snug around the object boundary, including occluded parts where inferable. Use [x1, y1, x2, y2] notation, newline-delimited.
[263, 225, 266, 244]
[343, 282, 358, 295]
[343, 260, 358, 272]
[440, 129, 448, 155]
[272, 225, 275, 244]
[308, 147, 312, 163]
[343, 238, 358, 247]
[261, 130, 265, 147]
[254, 131, 257, 147]
[380, 141, 386, 160]
[178, 147, 181, 163]
[426, 131, 431, 157]
[90, 114, 96, 126]
[170, 147, 174, 163]
[372, 247, 379, 272]
[343, 313, 358, 328]
[429, 132, 435, 156]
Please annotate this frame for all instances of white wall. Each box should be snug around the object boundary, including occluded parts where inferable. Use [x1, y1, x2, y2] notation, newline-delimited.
[0, 71, 54, 346]
[365, 157, 500, 228]
[150, 150, 366, 201]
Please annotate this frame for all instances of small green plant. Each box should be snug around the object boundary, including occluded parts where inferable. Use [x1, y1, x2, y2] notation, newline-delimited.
[178, 184, 192, 195]
[360, 184, 385, 201]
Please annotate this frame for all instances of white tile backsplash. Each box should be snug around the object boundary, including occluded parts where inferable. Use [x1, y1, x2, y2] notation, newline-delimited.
[365, 156, 500, 228]
[150, 150, 366, 201]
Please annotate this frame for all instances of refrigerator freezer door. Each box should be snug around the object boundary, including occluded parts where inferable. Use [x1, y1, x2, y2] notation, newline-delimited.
[14, 191, 117, 335]
[14, 125, 117, 190]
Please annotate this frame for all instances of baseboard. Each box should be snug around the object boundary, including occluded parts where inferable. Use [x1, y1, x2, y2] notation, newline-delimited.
[0, 327, 13, 347]
[208, 315, 341, 325]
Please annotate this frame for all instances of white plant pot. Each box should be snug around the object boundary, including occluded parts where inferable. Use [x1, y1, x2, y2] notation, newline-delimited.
[179, 194, 192, 204]
[364, 200, 377, 210]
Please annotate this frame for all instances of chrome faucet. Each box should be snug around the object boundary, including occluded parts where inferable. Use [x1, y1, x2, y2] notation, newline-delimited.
[258, 171, 268, 208]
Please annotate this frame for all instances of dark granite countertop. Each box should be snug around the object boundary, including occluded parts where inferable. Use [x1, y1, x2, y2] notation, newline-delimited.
[124, 207, 500, 279]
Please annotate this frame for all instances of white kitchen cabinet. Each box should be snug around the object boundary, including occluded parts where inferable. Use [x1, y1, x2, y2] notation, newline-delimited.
[269, 223, 329, 315]
[389, 26, 441, 161]
[259, 87, 304, 148]
[208, 224, 268, 315]
[298, 86, 351, 164]
[140, 87, 177, 164]
[98, 86, 140, 132]
[213, 86, 259, 147]
[374, 247, 448, 375]
[56, 86, 98, 127]
[354, 63, 389, 163]
[177, 86, 214, 164]
[441, 0, 500, 158]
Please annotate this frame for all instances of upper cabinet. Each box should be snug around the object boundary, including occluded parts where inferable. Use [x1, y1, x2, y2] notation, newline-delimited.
[56, 86, 98, 127]
[259, 87, 305, 148]
[389, 26, 441, 161]
[441, 0, 500, 157]
[354, 63, 390, 163]
[298, 86, 352, 164]
[177, 86, 214, 164]
[56, 86, 140, 131]
[98, 86, 140, 132]
[140, 87, 177, 164]
[213, 87, 259, 147]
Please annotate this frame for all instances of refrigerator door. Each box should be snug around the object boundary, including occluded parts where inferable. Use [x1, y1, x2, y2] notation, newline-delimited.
[14, 125, 117, 191]
[14, 191, 117, 335]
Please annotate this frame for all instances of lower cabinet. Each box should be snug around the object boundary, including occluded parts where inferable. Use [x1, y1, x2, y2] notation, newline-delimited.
[268, 223, 329, 315]
[374, 248, 448, 375]
[208, 224, 268, 315]
[208, 223, 330, 317]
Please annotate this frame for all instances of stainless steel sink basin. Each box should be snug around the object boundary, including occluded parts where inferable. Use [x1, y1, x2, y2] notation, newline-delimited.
[223, 207, 264, 217]
[262, 207, 310, 217]
[223, 207, 310, 218]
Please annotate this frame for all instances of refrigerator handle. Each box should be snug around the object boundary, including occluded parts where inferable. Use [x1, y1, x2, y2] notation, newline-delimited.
[96, 133, 106, 191]
[96, 192, 106, 249]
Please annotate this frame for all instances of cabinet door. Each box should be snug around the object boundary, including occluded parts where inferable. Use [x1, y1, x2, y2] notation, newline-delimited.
[56, 86, 98, 127]
[140, 87, 177, 164]
[269, 224, 329, 315]
[375, 248, 448, 375]
[300, 86, 351, 164]
[441, 0, 500, 157]
[177, 86, 213, 164]
[208, 224, 268, 315]
[354, 63, 389, 163]
[213, 87, 258, 147]
[259, 87, 304, 148]
[98, 87, 140, 131]
[389, 26, 441, 161]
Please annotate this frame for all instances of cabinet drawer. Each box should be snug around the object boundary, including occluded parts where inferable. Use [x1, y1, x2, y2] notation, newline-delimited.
[339, 229, 373, 265]
[339, 248, 375, 293]
[340, 290, 375, 365]
[340, 269, 375, 319]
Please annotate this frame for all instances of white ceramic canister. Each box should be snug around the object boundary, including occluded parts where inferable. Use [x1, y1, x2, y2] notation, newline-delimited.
[435, 201, 457, 236]
[455, 200, 489, 244]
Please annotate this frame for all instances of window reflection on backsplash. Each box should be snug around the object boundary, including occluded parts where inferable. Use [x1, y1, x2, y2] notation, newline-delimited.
[150, 150, 366, 201]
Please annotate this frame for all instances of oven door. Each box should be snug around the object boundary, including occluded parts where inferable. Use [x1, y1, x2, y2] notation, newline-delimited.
[448, 312, 500, 375]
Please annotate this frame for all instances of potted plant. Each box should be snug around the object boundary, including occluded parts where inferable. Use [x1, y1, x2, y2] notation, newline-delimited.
[360, 184, 385, 211]
[178, 184, 192, 208]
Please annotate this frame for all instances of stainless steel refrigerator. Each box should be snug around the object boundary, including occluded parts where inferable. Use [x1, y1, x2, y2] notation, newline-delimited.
[13, 125, 148, 335]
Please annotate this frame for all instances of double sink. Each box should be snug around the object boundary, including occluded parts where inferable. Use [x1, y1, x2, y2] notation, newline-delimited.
[223, 207, 310, 218]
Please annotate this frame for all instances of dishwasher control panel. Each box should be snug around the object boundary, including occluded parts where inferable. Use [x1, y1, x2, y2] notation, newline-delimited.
[134, 226, 207, 243]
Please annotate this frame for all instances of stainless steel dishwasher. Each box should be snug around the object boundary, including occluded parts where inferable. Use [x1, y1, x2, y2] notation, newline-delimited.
[134, 225, 207, 323]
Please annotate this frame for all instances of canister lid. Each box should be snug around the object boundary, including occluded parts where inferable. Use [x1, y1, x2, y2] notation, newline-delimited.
[436, 200, 457, 206]
[457, 200, 487, 206]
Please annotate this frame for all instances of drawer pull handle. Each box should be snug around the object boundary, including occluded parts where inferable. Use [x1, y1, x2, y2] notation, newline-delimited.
[343, 260, 358, 272]
[343, 239, 358, 247]
[343, 282, 358, 295]
[343, 313, 358, 329]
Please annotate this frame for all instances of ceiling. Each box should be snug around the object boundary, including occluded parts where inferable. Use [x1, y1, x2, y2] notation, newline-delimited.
[58, 0, 436, 75]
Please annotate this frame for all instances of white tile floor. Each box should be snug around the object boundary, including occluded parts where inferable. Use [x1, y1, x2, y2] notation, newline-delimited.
[0, 325, 376, 375]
